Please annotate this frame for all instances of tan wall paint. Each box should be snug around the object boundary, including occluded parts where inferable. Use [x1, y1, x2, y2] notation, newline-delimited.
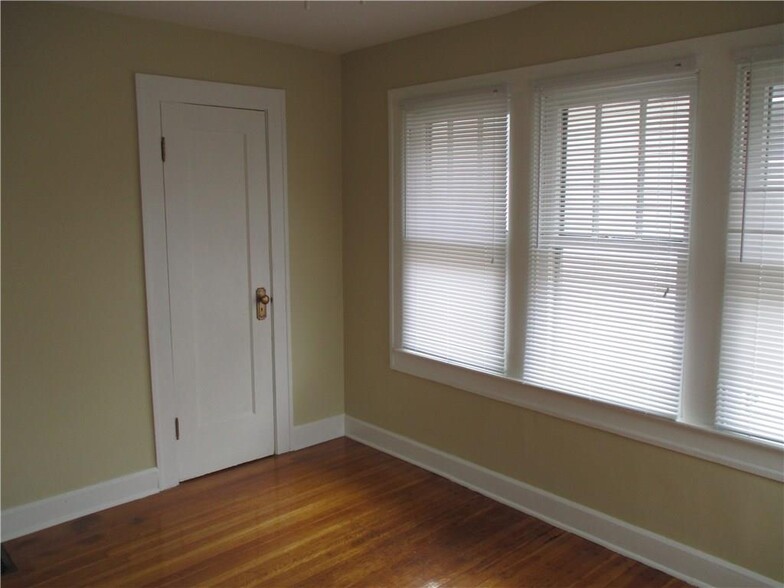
[3, 0, 783, 579]
[341, 1, 784, 580]
[1, 1, 344, 509]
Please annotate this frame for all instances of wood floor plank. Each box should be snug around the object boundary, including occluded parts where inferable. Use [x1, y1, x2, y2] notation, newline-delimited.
[2, 438, 691, 587]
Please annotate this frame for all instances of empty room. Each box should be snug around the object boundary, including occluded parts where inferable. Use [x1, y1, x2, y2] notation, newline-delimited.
[1, 1, 783, 586]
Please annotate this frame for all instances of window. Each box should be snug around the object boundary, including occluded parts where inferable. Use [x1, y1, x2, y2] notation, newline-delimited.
[390, 31, 784, 481]
[716, 58, 784, 444]
[525, 74, 696, 417]
[400, 88, 510, 373]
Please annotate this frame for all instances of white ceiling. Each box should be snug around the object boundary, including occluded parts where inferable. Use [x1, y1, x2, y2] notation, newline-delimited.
[76, 1, 536, 54]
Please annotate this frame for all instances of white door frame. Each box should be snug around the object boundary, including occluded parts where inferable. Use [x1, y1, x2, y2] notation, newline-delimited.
[135, 74, 293, 490]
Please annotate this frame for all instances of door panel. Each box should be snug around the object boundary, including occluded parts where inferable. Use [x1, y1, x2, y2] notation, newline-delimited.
[161, 102, 275, 481]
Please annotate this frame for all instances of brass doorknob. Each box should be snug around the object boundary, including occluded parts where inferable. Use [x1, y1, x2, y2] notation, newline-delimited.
[256, 287, 271, 320]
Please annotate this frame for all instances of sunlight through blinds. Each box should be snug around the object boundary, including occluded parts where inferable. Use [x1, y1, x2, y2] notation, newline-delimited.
[524, 72, 697, 417]
[716, 58, 784, 444]
[401, 88, 509, 373]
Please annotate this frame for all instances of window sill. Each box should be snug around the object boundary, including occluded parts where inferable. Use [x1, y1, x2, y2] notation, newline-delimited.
[391, 348, 784, 482]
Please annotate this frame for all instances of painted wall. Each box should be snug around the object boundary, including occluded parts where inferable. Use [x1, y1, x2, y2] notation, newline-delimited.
[341, 2, 784, 581]
[1, 2, 344, 508]
[3, 0, 783, 579]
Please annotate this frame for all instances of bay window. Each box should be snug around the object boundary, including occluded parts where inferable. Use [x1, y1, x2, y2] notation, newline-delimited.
[389, 30, 784, 481]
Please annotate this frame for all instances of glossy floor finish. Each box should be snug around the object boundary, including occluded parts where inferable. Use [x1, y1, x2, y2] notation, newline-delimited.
[3, 438, 690, 587]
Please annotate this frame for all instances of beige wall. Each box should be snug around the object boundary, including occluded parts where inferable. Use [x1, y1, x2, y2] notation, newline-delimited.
[341, 1, 784, 581]
[3, 0, 783, 580]
[1, 2, 344, 508]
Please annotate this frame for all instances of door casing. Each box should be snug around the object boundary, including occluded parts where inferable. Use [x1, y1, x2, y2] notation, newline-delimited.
[135, 74, 292, 490]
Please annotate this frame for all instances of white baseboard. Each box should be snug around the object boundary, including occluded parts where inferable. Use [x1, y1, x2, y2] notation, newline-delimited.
[291, 414, 345, 451]
[1, 468, 160, 542]
[346, 416, 780, 588]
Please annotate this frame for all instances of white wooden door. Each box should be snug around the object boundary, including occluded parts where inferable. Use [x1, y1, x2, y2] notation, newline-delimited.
[161, 102, 275, 481]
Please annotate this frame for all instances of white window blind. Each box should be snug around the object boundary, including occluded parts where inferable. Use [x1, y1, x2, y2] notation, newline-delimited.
[400, 88, 509, 373]
[716, 58, 784, 444]
[524, 72, 697, 417]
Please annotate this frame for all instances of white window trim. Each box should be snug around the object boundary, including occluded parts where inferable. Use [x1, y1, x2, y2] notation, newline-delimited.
[388, 25, 784, 482]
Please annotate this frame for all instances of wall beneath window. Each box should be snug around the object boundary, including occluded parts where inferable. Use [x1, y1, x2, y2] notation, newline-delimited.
[1, 2, 344, 509]
[342, 2, 784, 581]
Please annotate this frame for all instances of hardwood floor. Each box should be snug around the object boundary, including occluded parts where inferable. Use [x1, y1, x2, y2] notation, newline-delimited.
[3, 438, 689, 587]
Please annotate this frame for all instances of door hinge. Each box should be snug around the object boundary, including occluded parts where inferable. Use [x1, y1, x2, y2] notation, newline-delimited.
[161, 136, 166, 162]
[175, 417, 180, 440]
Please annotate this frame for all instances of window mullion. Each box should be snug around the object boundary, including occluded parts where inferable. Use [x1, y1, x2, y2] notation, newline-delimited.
[680, 74, 729, 428]
[506, 90, 530, 380]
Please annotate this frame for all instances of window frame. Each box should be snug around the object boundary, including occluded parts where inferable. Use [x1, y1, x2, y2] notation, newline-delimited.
[715, 57, 784, 444]
[398, 88, 511, 374]
[388, 26, 784, 482]
[524, 74, 698, 419]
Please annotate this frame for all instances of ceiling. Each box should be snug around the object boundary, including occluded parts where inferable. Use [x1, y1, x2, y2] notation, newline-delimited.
[76, 1, 536, 54]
